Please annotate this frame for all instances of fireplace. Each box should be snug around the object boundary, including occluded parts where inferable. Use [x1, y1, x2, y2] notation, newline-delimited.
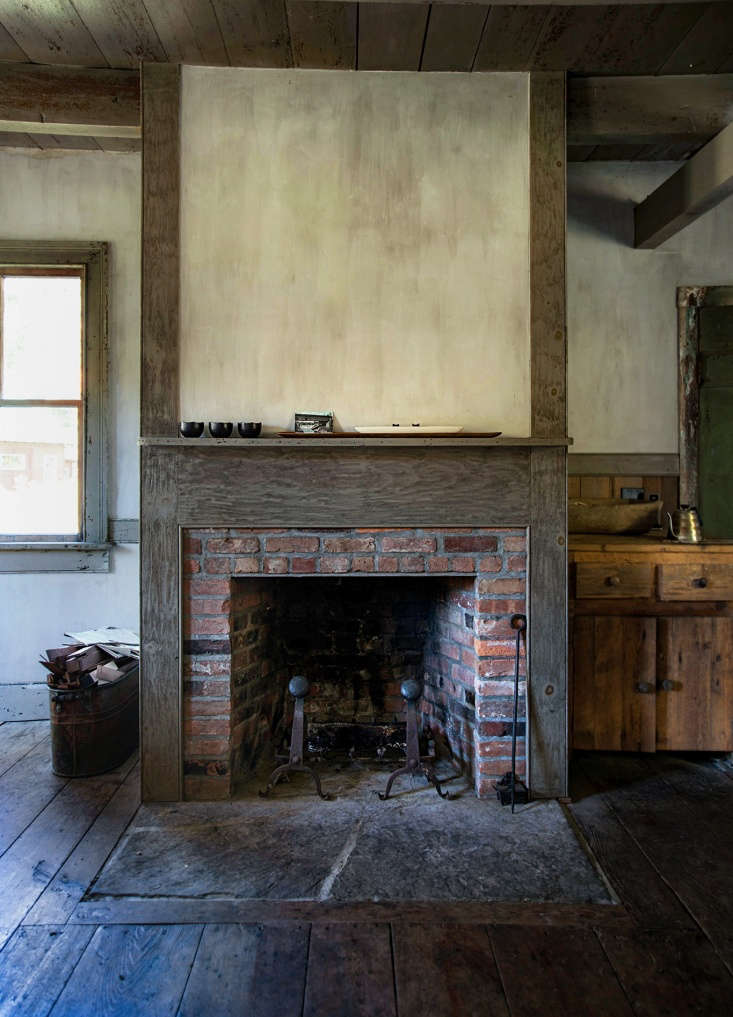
[182, 526, 526, 800]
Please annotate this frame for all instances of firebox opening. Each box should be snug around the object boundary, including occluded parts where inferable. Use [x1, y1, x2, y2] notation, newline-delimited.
[229, 576, 484, 790]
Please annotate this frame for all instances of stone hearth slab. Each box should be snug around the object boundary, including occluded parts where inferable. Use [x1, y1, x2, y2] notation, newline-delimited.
[87, 768, 612, 904]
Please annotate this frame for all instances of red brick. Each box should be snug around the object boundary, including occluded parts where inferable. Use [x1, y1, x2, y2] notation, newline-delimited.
[190, 616, 229, 636]
[204, 557, 233, 573]
[477, 598, 526, 616]
[321, 556, 350, 573]
[478, 556, 502, 573]
[439, 640, 460, 661]
[265, 536, 319, 553]
[451, 663, 476, 687]
[450, 557, 475, 572]
[377, 556, 398, 572]
[474, 639, 515, 657]
[478, 720, 511, 737]
[233, 557, 259, 574]
[477, 678, 524, 696]
[461, 647, 476, 667]
[478, 577, 524, 595]
[292, 557, 317, 573]
[478, 658, 526, 678]
[427, 556, 451, 572]
[183, 735, 229, 757]
[352, 556, 375, 572]
[192, 598, 230, 616]
[185, 716, 230, 736]
[476, 617, 514, 639]
[188, 578, 231, 596]
[399, 555, 425, 572]
[323, 537, 375, 553]
[507, 555, 527, 573]
[183, 678, 230, 697]
[183, 536, 202, 554]
[477, 738, 514, 758]
[381, 537, 437, 553]
[185, 698, 230, 717]
[443, 536, 498, 552]
[183, 558, 201, 574]
[478, 698, 518, 719]
[503, 536, 526, 552]
[184, 659, 230, 677]
[264, 557, 288, 574]
[207, 537, 260, 554]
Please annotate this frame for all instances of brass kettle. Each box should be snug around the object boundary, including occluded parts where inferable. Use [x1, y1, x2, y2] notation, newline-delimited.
[667, 506, 703, 543]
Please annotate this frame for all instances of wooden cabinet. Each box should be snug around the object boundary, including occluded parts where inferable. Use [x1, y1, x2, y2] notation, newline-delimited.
[570, 537, 733, 753]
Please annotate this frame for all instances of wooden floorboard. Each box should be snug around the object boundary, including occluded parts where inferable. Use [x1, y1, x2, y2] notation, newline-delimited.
[598, 927, 733, 1017]
[177, 923, 309, 1017]
[0, 753, 138, 949]
[490, 925, 635, 1017]
[304, 923, 396, 1017]
[48, 924, 203, 1017]
[393, 923, 509, 1017]
[0, 720, 50, 777]
[0, 736, 66, 856]
[0, 750, 731, 1014]
[70, 898, 631, 928]
[0, 925, 96, 1017]
[23, 761, 141, 926]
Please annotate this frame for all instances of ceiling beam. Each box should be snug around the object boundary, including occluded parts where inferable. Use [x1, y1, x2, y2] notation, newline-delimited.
[0, 63, 139, 134]
[567, 75, 733, 148]
[634, 122, 733, 248]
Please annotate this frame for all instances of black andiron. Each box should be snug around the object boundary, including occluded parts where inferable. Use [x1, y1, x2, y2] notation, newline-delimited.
[259, 675, 331, 800]
[377, 678, 451, 800]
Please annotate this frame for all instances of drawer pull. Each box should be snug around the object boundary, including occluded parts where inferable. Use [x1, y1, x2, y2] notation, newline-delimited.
[692, 577, 707, 589]
[657, 679, 674, 692]
[605, 575, 621, 587]
[635, 681, 653, 694]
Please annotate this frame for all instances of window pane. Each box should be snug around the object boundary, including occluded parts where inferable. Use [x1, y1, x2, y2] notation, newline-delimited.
[1, 276, 82, 399]
[0, 407, 80, 536]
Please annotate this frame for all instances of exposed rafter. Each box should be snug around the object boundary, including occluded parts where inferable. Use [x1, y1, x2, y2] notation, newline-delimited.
[634, 121, 733, 248]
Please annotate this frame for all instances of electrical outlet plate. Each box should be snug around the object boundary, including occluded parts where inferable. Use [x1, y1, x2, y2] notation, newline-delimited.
[620, 487, 645, 501]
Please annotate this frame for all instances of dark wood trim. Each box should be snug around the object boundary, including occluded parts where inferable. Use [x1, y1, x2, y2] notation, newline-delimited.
[678, 287, 704, 507]
[0, 62, 140, 128]
[677, 285, 733, 508]
[140, 448, 180, 802]
[141, 436, 573, 448]
[635, 123, 733, 249]
[141, 63, 180, 439]
[530, 72, 566, 439]
[568, 454, 680, 477]
[567, 75, 733, 148]
[529, 447, 568, 799]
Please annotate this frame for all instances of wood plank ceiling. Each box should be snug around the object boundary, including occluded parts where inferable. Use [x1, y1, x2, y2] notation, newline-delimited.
[1, 2, 732, 159]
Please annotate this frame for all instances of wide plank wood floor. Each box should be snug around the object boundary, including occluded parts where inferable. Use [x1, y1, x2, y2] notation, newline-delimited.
[0, 719, 732, 1016]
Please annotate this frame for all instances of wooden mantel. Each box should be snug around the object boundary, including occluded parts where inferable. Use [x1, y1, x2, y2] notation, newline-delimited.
[140, 65, 568, 803]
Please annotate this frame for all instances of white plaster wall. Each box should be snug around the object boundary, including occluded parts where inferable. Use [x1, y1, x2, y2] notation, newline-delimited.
[0, 148, 140, 686]
[180, 68, 531, 434]
[568, 162, 733, 453]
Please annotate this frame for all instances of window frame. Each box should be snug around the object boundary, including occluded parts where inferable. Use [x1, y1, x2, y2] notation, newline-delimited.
[0, 241, 110, 572]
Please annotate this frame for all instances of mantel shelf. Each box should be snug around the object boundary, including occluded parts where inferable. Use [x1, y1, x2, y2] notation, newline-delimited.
[139, 435, 573, 449]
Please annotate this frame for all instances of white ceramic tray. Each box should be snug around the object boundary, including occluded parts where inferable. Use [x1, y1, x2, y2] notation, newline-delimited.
[354, 425, 463, 434]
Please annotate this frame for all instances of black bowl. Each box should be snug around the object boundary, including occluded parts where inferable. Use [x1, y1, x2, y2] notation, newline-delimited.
[208, 421, 233, 438]
[179, 421, 204, 438]
[237, 421, 262, 438]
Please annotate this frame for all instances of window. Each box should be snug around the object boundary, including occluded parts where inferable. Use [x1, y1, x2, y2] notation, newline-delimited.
[0, 242, 109, 572]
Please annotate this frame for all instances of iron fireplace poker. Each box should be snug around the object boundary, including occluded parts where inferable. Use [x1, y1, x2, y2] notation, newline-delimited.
[494, 613, 529, 811]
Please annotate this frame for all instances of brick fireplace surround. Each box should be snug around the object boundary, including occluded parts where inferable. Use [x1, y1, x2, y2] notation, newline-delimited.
[183, 526, 527, 800]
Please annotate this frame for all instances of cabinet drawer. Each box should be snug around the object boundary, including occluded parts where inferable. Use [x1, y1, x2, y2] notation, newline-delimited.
[658, 563, 733, 601]
[575, 563, 654, 599]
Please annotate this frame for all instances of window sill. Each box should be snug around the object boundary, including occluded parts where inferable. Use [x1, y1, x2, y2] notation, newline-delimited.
[0, 543, 111, 573]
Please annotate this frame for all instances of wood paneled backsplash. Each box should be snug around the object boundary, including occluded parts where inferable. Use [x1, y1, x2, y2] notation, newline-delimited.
[569, 475, 678, 508]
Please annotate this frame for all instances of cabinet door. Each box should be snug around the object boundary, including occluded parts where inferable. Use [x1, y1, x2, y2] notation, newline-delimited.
[656, 618, 733, 750]
[573, 616, 656, 752]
